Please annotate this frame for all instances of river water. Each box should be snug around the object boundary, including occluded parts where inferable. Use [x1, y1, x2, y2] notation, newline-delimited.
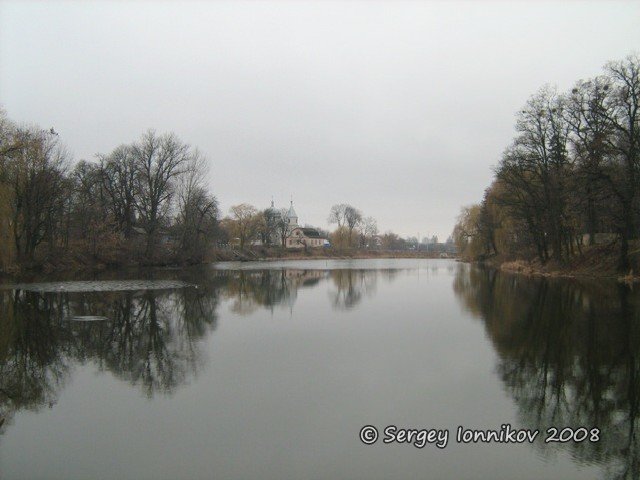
[0, 259, 637, 479]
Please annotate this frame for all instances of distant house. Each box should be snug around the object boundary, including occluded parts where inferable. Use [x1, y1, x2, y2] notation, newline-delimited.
[131, 226, 173, 245]
[262, 199, 328, 248]
[286, 227, 326, 248]
[368, 235, 383, 249]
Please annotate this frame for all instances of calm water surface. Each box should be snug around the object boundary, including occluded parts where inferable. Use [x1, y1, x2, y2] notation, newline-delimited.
[0, 259, 638, 479]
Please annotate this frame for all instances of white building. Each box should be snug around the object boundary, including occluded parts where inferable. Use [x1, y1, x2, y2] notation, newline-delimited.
[265, 200, 328, 248]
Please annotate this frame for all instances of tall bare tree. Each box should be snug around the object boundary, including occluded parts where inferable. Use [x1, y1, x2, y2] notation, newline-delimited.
[565, 76, 615, 246]
[99, 145, 138, 239]
[70, 160, 110, 256]
[495, 87, 572, 261]
[329, 203, 362, 247]
[175, 150, 218, 261]
[599, 55, 640, 270]
[328, 204, 348, 228]
[131, 131, 191, 258]
[344, 205, 363, 246]
[6, 127, 69, 263]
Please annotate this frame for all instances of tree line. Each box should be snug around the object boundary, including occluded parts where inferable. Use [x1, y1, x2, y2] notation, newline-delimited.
[220, 201, 415, 251]
[0, 111, 220, 271]
[453, 54, 640, 272]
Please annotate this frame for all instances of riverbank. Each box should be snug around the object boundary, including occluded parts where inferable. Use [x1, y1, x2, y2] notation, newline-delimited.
[475, 242, 640, 283]
[0, 247, 452, 281]
[214, 247, 451, 262]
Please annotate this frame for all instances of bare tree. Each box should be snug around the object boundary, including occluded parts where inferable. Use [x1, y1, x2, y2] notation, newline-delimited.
[344, 205, 363, 246]
[495, 87, 572, 261]
[274, 208, 290, 248]
[228, 203, 259, 250]
[175, 150, 218, 261]
[99, 145, 138, 238]
[359, 216, 378, 247]
[131, 130, 191, 258]
[565, 77, 615, 246]
[599, 55, 640, 270]
[70, 160, 111, 256]
[329, 203, 362, 247]
[6, 127, 69, 263]
[0, 109, 17, 268]
[328, 204, 348, 228]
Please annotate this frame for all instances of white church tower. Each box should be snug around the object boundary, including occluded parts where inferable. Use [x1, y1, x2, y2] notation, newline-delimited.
[287, 200, 298, 229]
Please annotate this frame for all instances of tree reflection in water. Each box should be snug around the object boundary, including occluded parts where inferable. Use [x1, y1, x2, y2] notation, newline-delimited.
[0, 275, 223, 433]
[0, 267, 403, 439]
[0, 290, 72, 435]
[217, 268, 398, 313]
[329, 269, 382, 310]
[218, 269, 304, 315]
[453, 264, 640, 480]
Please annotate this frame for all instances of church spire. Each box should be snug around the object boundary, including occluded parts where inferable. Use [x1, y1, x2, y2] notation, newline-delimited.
[287, 197, 298, 227]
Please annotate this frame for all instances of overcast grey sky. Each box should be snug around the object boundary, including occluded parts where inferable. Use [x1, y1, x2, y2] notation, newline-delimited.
[1, 1, 638, 240]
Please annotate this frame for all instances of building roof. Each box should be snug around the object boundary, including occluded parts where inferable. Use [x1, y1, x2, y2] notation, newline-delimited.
[299, 227, 322, 238]
[265, 199, 278, 216]
[287, 201, 297, 219]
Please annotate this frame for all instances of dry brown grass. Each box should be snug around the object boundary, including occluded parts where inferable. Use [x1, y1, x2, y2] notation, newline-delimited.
[494, 241, 640, 283]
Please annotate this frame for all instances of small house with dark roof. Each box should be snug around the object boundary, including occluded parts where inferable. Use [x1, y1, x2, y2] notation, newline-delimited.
[286, 226, 327, 248]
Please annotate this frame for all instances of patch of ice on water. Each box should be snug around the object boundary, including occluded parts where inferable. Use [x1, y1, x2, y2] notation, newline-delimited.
[67, 316, 110, 322]
[5, 280, 194, 293]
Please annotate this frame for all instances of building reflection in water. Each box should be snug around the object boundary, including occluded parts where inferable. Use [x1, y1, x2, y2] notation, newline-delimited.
[453, 264, 640, 480]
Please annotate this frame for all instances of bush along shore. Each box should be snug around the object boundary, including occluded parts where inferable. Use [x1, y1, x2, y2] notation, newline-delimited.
[474, 241, 640, 284]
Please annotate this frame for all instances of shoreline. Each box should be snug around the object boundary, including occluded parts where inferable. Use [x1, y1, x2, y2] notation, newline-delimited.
[0, 250, 453, 282]
[209, 247, 453, 263]
[473, 256, 639, 284]
[456, 241, 640, 284]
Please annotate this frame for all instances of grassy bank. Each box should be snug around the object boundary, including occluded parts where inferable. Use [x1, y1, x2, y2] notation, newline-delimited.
[474, 241, 640, 283]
